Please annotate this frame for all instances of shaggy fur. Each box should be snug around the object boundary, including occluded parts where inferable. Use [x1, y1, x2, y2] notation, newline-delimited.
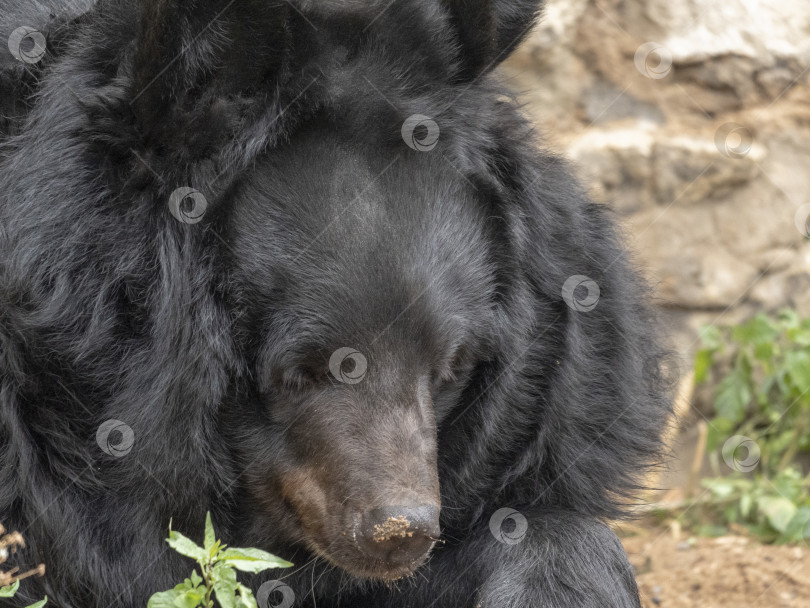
[0, 1, 673, 606]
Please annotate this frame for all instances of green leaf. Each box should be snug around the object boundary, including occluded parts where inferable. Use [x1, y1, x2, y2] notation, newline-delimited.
[778, 506, 810, 543]
[236, 584, 259, 608]
[702, 478, 735, 498]
[211, 560, 238, 608]
[792, 328, 810, 346]
[213, 579, 237, 608]
[176, 578, 196, 593]
[753, 341, 775, 362]
[166, 529, 207, 563]
[756, 374, 777, 406]
[758, 496, 797, 533]
[219, 548, 293, 573]
[714, 368, 751, 423]
[779, 308, 801, 330]
[772, 468, 804, 500]
[740, 493, 752, 518]
[746, 522, 780, 543]
[172, 588, 204, 608]
[732, 315, 779, 345]
[148, 581, 206, 608]
[211, 562, 237, 585]
[204, 512, 216, 555]
[25, 598, 47, 608]
[209, 540, 222, 561]
[148, 589, 187, 608]
[0, 581, 20, 598]
[723, 504, 739, 523]
[699, 325, 723, 350]
[694, 349, 714, 383]
[189, 571, 203, 588]
[213, 585, 237, 608]
[785, 351, 810, 393]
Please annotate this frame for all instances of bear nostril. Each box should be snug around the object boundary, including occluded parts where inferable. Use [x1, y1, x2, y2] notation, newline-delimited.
[357, 505, 440, 566]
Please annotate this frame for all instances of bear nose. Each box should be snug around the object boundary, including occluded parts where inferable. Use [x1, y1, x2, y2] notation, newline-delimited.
[357, 505, 440, 565]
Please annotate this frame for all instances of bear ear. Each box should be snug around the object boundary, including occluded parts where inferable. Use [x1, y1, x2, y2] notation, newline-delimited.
[441, 0, 544, 81]
[131, 0, 291, 148]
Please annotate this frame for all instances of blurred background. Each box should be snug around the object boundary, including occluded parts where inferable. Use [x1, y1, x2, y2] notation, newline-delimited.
[501, 1, 810, 606]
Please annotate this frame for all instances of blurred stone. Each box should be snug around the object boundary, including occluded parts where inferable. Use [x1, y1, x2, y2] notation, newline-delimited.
[529, 0, 589, 50]
[749, 271, 807, 309]
[567, 127, 655, 214]
[505, 0, 810, 371]
[710, 182, 802, 257]
[662, 248, 758, 309]
[652, 135, 762, 206]
[747, 247, 800, 274]
[756, 64, 804, 101]
[627, 206, 760, 308]
[673, 57, 761, 106]
[650, 1, 810, 65]
[583, 80, 666, 125]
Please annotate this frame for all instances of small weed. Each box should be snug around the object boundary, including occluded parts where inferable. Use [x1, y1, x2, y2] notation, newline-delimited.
[148, 512, 293, 608]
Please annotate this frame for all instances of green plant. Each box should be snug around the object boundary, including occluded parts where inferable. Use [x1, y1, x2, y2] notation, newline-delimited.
[690, 309, 810, 542]
[148, 513, 292, 608]
[0, 581, 47, 608]
[698, 466, 810, 542]
[696, 309, 810, 473]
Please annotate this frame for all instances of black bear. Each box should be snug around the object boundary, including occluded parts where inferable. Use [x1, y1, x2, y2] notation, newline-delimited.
[0, 1, 673, 606]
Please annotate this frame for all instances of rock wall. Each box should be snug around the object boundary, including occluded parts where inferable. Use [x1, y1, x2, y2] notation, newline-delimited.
[503, 0, 810, 362]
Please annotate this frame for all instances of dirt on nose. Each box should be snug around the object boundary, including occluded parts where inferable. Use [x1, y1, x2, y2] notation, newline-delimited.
[371, 515, 415, 542]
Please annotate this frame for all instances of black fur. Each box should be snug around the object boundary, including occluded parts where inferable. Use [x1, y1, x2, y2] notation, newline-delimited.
[0, 1, 673, 606]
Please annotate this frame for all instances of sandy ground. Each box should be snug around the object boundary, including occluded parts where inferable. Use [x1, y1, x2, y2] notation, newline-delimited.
[622, 532, 810, 608]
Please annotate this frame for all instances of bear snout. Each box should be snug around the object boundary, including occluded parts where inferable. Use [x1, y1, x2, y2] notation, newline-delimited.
[355, 504, 440, 567]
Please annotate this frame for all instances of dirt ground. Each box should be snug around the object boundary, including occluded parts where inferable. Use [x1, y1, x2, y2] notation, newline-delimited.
[617, 379, 810, 608]
[622, 530, 810, 608]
